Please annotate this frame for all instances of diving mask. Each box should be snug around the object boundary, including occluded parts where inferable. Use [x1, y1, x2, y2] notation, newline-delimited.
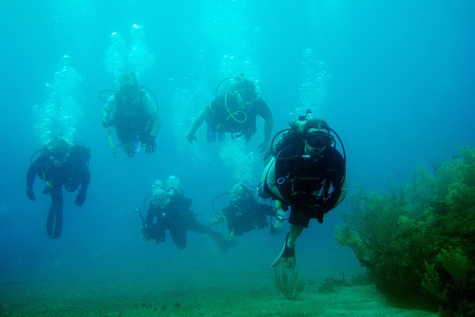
[306, 130, 330, 149]
[120, 83, 136, 95]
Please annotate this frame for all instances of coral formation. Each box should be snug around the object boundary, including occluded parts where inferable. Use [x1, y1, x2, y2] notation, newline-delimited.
[336, 146, 475, 316]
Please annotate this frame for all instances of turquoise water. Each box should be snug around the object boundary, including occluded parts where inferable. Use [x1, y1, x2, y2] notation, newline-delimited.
[1, 1, 474, 315]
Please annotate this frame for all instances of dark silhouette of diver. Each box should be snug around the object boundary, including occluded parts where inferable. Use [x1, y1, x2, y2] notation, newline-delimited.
[26, 138, 91, 239]
[139, 176, 232, 252]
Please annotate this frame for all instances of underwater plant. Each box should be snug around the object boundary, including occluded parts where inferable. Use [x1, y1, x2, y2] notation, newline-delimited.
[273, 267, 306, 300]
[318, 275, 351, 293]
[336, 146, 475, 316]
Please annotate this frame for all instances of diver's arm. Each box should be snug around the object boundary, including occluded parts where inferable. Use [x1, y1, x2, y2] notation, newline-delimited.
[102, 95, 116, 127]
[322, 157, 346, 212]
[73, 163, 91, 207]
[258, 115, 274, 152]
[186, 108, 207, 143]
[26, 164, 38, 192]
[26, 165, 37, 201]
[334, 178, 348, 208]
[141, 203, 158, 240]
[149, 111, 160, 138]
[26, 156, 47, 201]
[143, 93, 160, 138]
[322, 183, 341, 212]
[102, 107, 109, 118]
[145, 203, 156, 226]
[26, 156, 49, 190]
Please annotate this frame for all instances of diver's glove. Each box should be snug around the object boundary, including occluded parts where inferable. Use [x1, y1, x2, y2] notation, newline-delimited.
[26, 187, 36, 201]
[74, 192, 86, 207]
[145, 135, 157, 154]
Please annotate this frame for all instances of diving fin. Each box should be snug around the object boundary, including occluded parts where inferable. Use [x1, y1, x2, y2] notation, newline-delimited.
[268, 233, 296, 269]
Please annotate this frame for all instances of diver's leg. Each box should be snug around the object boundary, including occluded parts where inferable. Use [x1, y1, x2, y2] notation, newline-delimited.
[189, 220, 230, 252]
[287, 224, 304, 249]
[269, 220, 308, 269]
[169, 225, 187, 250]
[47, 186, 63, 239]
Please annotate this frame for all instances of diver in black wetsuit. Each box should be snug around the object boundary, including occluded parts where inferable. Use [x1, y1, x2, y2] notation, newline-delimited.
[186, 75, 273, 153]
[259, 114, 347, 269]
[210, 183, 284, 241]
[140, 176, 231, 252]
[102, 73, 160, 157]
[26, 137, 91, 239]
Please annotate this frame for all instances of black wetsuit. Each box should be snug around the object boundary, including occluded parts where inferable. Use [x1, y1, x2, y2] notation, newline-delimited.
[114, 91, 150, 144]
[273, 143, 345, 225]
[205, 95, 271, 141]
[143, 192, 230, 251]
[221, 199, 275, 236]
[26, 145, 90, 239]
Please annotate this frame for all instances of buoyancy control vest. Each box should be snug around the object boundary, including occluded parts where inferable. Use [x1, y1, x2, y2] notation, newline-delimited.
[114, 91, 149, 135]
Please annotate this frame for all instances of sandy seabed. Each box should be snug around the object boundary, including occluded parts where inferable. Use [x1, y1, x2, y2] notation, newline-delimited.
[1, 280, 439, 317]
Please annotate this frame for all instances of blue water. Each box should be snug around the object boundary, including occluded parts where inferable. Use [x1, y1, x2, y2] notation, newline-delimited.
[1, 0, 474, 313]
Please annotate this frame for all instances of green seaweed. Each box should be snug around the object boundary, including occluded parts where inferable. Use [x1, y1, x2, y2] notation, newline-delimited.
[336, 146, 475, 316]
[273, 267, 306, 300]
[437, 246, 473, 289]
[421, 260, 446, 302]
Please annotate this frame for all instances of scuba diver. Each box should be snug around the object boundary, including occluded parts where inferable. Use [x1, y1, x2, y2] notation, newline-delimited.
[101, 73, 160, 157]
[186, 74, 273, 153]
[259, 110, 347, 269]
[210, 183, 285, 242]
[138, 176, 232, 252]
[26, 137, 91, 239]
